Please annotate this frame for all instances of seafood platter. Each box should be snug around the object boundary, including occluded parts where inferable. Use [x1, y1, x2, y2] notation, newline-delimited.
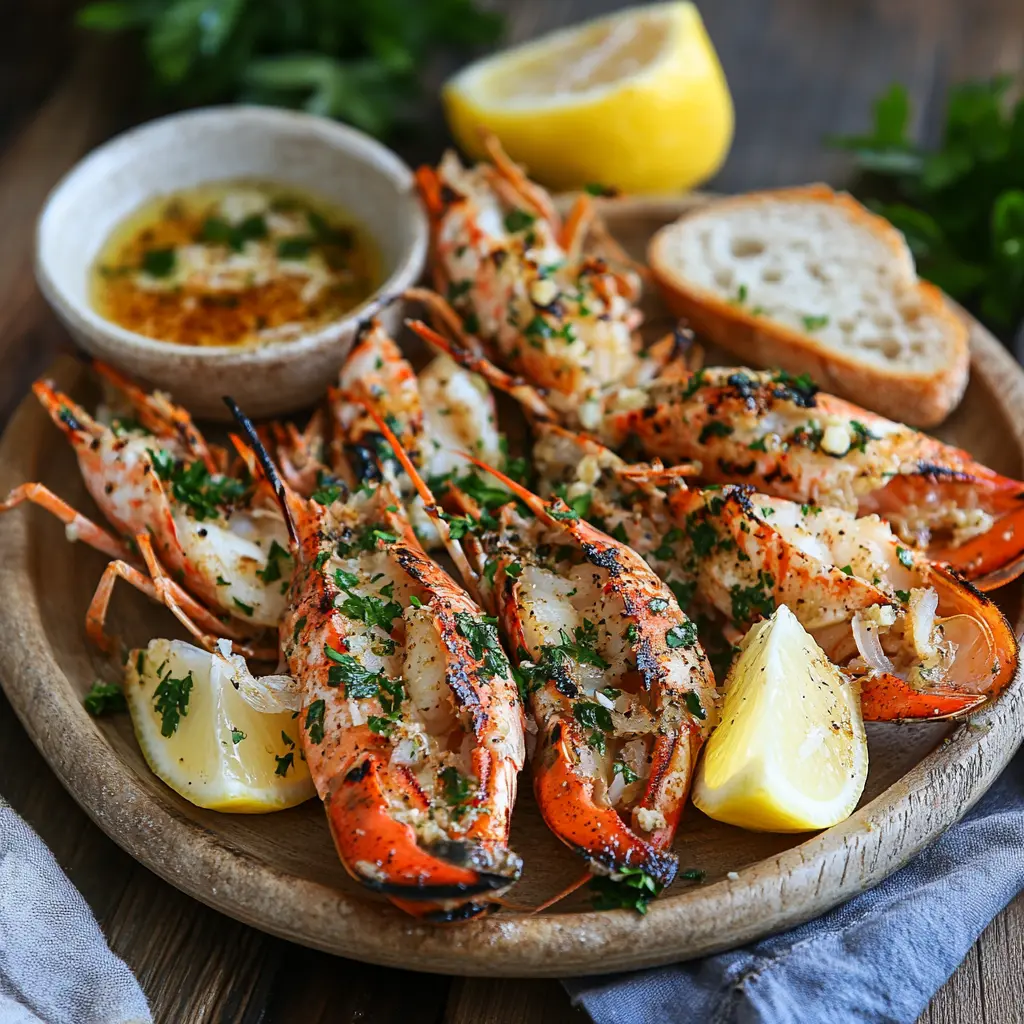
[1, 124, 1022, 976]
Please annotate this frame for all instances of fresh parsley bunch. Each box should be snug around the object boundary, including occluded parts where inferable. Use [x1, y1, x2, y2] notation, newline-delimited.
[76, 0, 503, 138]
[828, 77, 1024, 334]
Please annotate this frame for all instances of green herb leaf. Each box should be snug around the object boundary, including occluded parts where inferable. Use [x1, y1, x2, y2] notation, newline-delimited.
[153, 668, 193, 737]
[83, 680, 127, 716]
[590, 867, 661, 914]
[141, 248, 176, 277]
[305, 698, 326, 744]
[666, 621, 699, 649]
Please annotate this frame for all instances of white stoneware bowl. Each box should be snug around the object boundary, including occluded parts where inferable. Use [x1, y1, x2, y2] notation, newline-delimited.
[35, 106, 428, 420]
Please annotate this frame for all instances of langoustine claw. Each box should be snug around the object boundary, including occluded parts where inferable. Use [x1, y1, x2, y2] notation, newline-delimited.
[227, 397, 526, 921]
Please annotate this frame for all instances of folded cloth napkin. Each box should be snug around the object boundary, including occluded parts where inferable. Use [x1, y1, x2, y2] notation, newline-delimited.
[565, 750, 1024, 1024]
[0, 799, 151, 1024]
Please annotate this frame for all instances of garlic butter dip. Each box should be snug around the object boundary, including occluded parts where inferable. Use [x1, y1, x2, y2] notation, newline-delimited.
[91, 180, 380, 347]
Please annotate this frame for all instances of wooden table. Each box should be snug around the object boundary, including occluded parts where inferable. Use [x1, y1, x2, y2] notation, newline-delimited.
[2, 2, 1023, 1021]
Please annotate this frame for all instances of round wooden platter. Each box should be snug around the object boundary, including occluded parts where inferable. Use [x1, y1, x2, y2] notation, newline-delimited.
[1, 196, 1023, 978]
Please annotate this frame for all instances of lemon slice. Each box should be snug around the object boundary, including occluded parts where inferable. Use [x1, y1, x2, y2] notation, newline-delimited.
[692, 605, 868, 832]
[443, 2, 733, 194]
[124, 639, 314, 813]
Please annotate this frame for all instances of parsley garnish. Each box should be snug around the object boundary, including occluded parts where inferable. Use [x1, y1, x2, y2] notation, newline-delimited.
[231, 728, 246, 744]
[666, 621, 699, 649]
[729, 571, 775, 625]
[232, 597, 254, 616]
[684, 691, 706, 720]
[573, 700, 613, 753]
[83, 680, 126, 716]
[699, 420, 734, 444]
[311, 484, 343, 505]
[153, 669, 193, 737]
[438, 765, 474, 817]
[590, 867, 661, 914]
[148, 451, 247, 522]
[612, 760, 638, 785]
[801, 314, 830, 331]
[850, 420, 879, 453]
[456, 613, 510, 680]
[504, 208, 536, 233]
[274, 752, 294, 776]
[896, 546, 914, 569]
[141, 248, 176, 277]
[306, 698, 326, 744]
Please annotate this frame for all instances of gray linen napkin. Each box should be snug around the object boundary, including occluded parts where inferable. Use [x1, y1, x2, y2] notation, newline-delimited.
[0, 799, 151, 1024]
[564, 750, 1024, 1024]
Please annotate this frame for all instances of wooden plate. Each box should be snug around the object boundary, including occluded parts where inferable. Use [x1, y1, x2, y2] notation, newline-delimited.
[1, 197, 1023, 978]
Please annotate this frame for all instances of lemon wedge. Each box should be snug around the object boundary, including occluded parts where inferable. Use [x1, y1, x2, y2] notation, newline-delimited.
[692, 605, 868, 832]
[443, 2, 733, 194]
[124, 639, 314, 813]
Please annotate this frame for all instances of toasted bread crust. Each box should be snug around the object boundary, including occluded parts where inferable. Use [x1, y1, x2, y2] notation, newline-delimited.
[647, 186, 970, 428]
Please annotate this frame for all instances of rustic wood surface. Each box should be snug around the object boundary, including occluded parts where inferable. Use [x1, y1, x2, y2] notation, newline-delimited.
[1, 0, 1023, 1020]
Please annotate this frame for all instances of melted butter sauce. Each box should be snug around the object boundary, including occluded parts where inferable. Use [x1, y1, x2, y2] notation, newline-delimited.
[91, 180, 380, 348]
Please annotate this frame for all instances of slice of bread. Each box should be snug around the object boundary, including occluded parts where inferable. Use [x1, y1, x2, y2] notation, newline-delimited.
[647, 185, 969, 427]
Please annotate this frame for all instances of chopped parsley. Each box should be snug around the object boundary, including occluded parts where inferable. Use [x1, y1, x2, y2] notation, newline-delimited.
[840, 564, 854, 575]
[896, 546, 914, 568]
[549, 504, 580, 522]
[232, 597, 254, 617]
[612, 760, 638, 785]
[148, 451, 247, 521]
[573, 700, 613, 754]
[801, 314, 830, 331]
[895, 589, 911, 602]
[256, 539, 291, 584]
[684, 690, 706, 720]
[141, 248, 176, 278]
[274, 752, 294, 775]
[504, 208, 536, 233]
[83, 680, 126, 716]
[698, 420, 734, 444]
[730, 283, 749, 306]
[153, 668, 194, 737]
[590, 867, 661, 915]
[649, 598, 669, 614]
[230, 728, 246, 744]
[305, 698, 326, 744]
[334, 573, 403, 633]
[438, 765, 474, 817]
[456, 613, 510, 680]
[850, 420, 879, 453]
[729, 571, 775, 625]
[311, 484, 343, 505]
[666, 621, 699, 649]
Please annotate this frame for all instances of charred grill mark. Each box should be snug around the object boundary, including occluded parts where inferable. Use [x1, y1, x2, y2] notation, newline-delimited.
[419, 902, 493, 923]
[347, 441, 383, 484]
[761, 464, 793, 485]
[345, 759, 371, 784]
[582, 543, 623, 575]
[223, 395, 297, 545]
[717, 458, 757, 477]
[553, 667, 579, 699]
[634, 636, 662, 693]
[573, 841, 678, 888]
[915, 462, 975, 484]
